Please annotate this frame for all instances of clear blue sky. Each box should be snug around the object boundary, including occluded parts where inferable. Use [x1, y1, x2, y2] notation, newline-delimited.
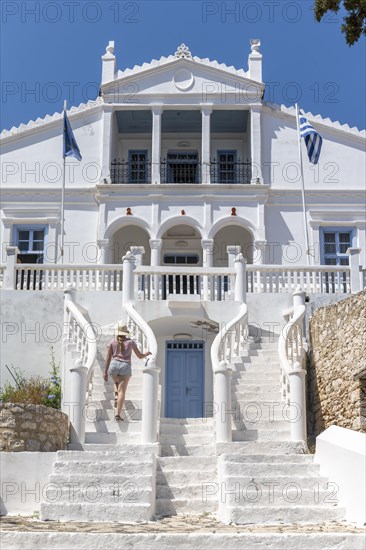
[1, 0, 365, 131]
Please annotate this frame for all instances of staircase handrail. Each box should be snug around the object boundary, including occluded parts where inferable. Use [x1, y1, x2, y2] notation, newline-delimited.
[211, 303, 248, 369]
[125, 304, 158, 360]
[125, 303, 160, 444]
[278, 289, 307, 441]
[64, 296, 98, 385]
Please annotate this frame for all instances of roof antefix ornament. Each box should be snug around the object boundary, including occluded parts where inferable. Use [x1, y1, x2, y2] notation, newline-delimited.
[175, 44, 193, 60]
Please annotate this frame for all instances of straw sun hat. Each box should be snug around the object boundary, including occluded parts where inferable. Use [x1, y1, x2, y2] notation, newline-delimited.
[116, 323, 130, 336]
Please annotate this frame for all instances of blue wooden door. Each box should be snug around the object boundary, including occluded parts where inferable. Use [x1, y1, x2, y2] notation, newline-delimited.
[166, 342, 204, 418]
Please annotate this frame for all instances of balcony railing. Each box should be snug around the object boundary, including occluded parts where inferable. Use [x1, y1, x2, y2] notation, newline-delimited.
[111, 160, 152, 184]
[110, 159, 252, 184]
[210, 158, 251, 184]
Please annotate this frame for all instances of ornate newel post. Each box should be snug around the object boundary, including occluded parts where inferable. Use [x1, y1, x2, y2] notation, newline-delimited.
[141, 356, 161, 444]
[234, 253, 247, 303]
[150, 239, 162, 300]
[347, 247, 362, 293]
[122, 252, 136, 306]
[202, 239, 214, 300]
[68, 357, 88, 445]
[214, 361, 232, 443]
[130, 246, 145, 299]
[4, 246, 19, 289]
[288, 289, 307, 442]
[227, 245, 241, 300]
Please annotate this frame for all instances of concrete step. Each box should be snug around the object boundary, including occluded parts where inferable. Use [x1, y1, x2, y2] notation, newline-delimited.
[86, 401, 144, 420]
[160, 444, 216, 457]
[222, 454, 314, 464]
[232, 373, 280, 383]
[158, 456, 216, 469]
[159, 433, 214, 445]
[57, 450, 153, 461]
[232, 382, 281, 391]
[3, 531, 365, 549]
[159, 417, 214, 425]
[156, 483, 218, 500]
[85, 432, 142, 444]
[231, 419, 290, 430]
[222, 462, 320, 477]
[233, 393, 283, 402]
[84, 407, 143, 422]
[155, 498, 217, 516]
[222, 488, 339, 507]
[222, 505, 346, 525]
[50, 473, 153, 486]
[40, 502, 152, 522]
[91, 391, 144, 400]
[232, 429, 290, 442]
[156, 470, 217, 485]
[44, 485, 153, 505]
[78, 443, 159, 453]
[216, 441, 308, 455]
[159, 423, 214, 434]
[85, 419, 142, 433]
[53, 460, 153, 475]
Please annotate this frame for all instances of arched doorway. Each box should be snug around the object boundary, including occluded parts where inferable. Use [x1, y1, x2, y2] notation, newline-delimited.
[212, 225, 254, 266]
[111, 226, 151, 265]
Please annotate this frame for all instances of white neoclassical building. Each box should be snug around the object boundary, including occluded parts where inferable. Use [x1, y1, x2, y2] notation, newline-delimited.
[1, 39, 366, 527]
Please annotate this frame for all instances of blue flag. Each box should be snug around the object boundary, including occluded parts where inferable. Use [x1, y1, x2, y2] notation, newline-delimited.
[298, 112, 322, 165]
[63, 110, 82, 161]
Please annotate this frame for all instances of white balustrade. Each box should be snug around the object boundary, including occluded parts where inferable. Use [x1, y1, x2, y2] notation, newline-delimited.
[7, 261, 356, 296]
[278, 288, 307, 442]
[62, 288, 98, 445]
[246, 265, 351, 294]
[126, 304, 160, 444]
[211, 302, 249, 443]
[0, 265, 6, 288]
[14, 264, 123, 291]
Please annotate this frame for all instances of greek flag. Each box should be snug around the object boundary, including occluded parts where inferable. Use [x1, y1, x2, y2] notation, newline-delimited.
[63, 110, 82, 161]
[299, 112, 322, 165]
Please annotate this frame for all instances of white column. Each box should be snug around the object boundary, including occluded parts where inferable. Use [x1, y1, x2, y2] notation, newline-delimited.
[202, 239, 214, 300]
[122, 252, 136, 306]
[214, 362, 232, 443]
[68, 359, 88, 445]
[101, 107, 113, 182]
[151, 106, 163, 184]
[150, 239, 162, 300]
[254, 240, 267, 265]
[288, 362, 307, 442]
[234, 253, 247, 303]
[250, 105, 263, 184]
[227, 245, 241, 300]
[101, 41, 116, 85]
[97, 239, 109, 264]
[141, 356, 161, 444]
[347, 247, 362, 293]
[4, 246, 19, 290]
[201, 106, 212, 184]
[130, 245, 145, 299]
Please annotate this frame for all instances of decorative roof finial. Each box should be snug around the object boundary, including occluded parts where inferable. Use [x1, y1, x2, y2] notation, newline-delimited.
[175, 44, 193, 60]
[250, 39, 261, 54]
[106, 41, 115, 55]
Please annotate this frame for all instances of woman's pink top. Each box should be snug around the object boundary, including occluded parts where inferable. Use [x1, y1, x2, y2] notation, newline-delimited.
[109, 339, 137, 364]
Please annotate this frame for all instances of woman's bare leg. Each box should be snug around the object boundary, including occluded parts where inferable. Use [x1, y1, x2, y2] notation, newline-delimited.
[113, 375, 131, 418]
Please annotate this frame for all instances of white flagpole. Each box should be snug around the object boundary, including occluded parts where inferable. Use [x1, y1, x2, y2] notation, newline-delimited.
[296, 103, 311, 266]
[60, 99, 67, 264]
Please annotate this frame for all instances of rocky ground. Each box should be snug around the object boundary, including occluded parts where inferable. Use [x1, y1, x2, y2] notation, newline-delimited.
[0, 514, 364, 534]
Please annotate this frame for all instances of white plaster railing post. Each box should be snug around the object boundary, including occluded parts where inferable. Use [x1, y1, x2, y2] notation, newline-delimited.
[4, 246, 19, 289]
[150, 239, 162, 300]
[141, 356, 160, 444]
[227, 245, 241, 300]
[130, 246, 145, 299]
[234, 253, 247, 303]
[347, 247, 362, 293]
[68, 358, 88, 445]
[279, 288, 307, 442]
[213, 361, 232, 443]
[122, 252, 136, 306]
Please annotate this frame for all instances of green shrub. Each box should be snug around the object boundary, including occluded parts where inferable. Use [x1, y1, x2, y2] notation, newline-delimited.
[0, 347, 61, 410]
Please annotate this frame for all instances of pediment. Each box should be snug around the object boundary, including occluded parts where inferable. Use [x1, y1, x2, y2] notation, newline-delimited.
[102, 57, 263, 104]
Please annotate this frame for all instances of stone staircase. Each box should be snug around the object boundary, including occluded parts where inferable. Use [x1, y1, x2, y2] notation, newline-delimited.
[156, 418, 217, 517]
[41, 330, 160, 522]
[40, 447, 156, 522]
[217, 337, 346, 525]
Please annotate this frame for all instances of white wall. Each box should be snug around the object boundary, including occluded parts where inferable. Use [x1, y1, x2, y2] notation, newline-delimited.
[0, 452, 56, 515]
[314, 425, 366, 525]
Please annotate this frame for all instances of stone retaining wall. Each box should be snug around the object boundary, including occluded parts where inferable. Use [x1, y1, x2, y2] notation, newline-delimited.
[0, 403, 69, 451]
[308, 290, 366, 436]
